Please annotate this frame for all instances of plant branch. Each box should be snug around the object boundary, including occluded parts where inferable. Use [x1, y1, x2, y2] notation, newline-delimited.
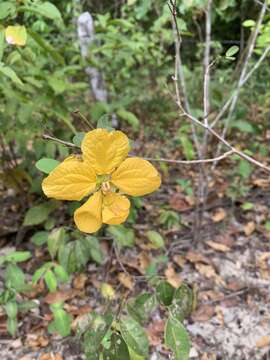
[211, 0, 267, 165]
[42, 134, 79, 149]
[143, 150, 234, 165]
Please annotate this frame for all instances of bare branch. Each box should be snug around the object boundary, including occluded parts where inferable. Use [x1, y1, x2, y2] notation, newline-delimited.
[212, 0, 267, 165]
[143, 150, 234, 165]
[42, 134, 79, 149]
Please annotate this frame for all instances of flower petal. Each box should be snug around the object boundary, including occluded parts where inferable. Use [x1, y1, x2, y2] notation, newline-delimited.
[102, 192, 130, 225]
[42, 156, 96, 201]
[111, 157, 161, 196]
[81, 129, 130, 175]
[74, 191, 102, 233]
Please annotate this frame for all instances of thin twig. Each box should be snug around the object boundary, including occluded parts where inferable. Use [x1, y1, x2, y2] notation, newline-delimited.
[179, 109, 270, 172]
[42, 134, 79, 149]
[144, 150, 234, 165]
[72, 109, 94, 130]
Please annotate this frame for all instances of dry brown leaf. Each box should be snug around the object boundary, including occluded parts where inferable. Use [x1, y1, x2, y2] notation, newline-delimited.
[215, 305, 224, 325]
[195, 263, 225, 286]
[118, 272, 134, 290]
[138, 252, 151, 273]
[201, 354, 216, 360]
[256, 335, 270, 348]
[73, 273, 88, 290]
[173, 255, 186, 268]
[19, 357, 33, 360]
[165, 264, 182, 288]
[44, 289, 80, 304]
[25, 334, 49, 349]
[147, 320, 165, 346]
[186, 250, 210, 264]
[258, 252, 270, 269]
[212, 208, 226, 223]
[191, 305, 215, 322]
[169, 193, 192, 212]
[206, 240, 230, 252]
[244, 221, 256, 236]
[40, 354, 63, 360]
[252, 178, 270, 188]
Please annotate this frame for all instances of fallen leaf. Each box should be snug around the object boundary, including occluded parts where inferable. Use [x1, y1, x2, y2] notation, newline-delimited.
[40, 354, 63, 360]
[212, 208, 226, 222]
[244, 221, 256, 236]
[195, 263, 225, 286]
[147, 320, 165, 346]
[252, 178, 270, 189]
[256, 335, 270, 348]
[118, 272, 134, 290]
[191, 305, 215, 322]
[201, 354, 216, 360]
[206, 240, 230, 252]
[169, 193, 192, 212]
[73, 273, 88, 290]
[186, 250, 211, 265]
[173, 254, 186, 268]
[44, 289, 80, 304]
[165, 264, 182, 288]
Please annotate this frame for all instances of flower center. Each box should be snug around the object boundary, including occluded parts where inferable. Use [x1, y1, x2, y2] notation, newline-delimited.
[101, 181, 111, 194]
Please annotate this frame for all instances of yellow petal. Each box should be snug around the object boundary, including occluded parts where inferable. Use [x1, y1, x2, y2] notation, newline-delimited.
[81, 129, 130, 175]
[74, 191, 102, 233]
[42, 156, 96, 201]
[111, 157, 161, 196]
[102, 192, 130, 225]
[5, 26, 27, 46]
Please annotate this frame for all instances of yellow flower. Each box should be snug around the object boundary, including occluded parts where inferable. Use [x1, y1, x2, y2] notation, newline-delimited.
[42, 129, 161, 233]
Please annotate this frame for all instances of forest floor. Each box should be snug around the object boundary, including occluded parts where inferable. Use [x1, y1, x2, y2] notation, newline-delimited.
[1, 139, 270, 360]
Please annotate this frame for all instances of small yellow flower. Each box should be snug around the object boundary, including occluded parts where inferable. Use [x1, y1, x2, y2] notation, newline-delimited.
[42, 129, 161, 233]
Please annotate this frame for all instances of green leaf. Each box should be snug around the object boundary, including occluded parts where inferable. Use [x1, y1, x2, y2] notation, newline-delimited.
[232, 120, 255, 133]
[107, 225, 135, 248]
[5, 264, 27, 291]
[44, 269, 57, 292]
[4, 251, 32, 263]
[225, 45, 239, 57]
[20, 2, 62, 21]
[97, 114, 114, 131]
[7, 317, 18, 336]
[120, 316, 149, 357]
[241, 202, 254, 211]
[117, 109, 139, 130]
[238, 159, 252, 179]
[73, 132, 85, 147]
[53, 264, 69, 283]
[0, 65, 23, 85]
[127, 293, 156, 325]
[169, 284, 193, 322]
[146, 231, 165, 249]
[32, 262, 53, 283]
[4, 301, 18, 319]
[23, 202, 54, 226]
[82, 311, 114, 355]
[156, 281, 175, 306]
[180, 134, 194, 160]
[35, 158, 60, 174]
[128, 348, 145, 360]
[85, 236, 104, 264]
[265, 220, 270, 231]
[31, 231, 49, 246]
[18, 300, 38, 312]
[243, 19, 256, 27]
[50, 305, 72, 337]
[0, 2, 16, 20]
[165, 315, 191, 360]
[103, 333, 130, 360]
[47, 227, 66, 259]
